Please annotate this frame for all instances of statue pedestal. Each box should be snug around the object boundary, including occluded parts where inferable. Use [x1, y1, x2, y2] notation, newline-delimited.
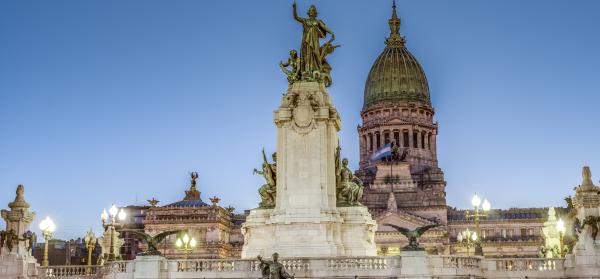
[241, 82, 376, 258]
[399, 250, 432, 278]
[371, 161, 416, 191]
[133, 255, 166, 279]
[338, 206, 377, 256]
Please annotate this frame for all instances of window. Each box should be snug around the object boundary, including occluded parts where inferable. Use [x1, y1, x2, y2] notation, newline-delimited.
[413, 131, 418, 148]
[403, 130, 409, 148]
[520, 228, 527, 237]
[384, 132, 390, 145]
[421, 132, 426, 149]
[376, 133, 381, 149]
[369, 134, 373, 151]
[394, 131, 400, 146]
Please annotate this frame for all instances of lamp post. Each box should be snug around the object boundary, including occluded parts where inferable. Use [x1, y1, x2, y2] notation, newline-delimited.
[84, 229, 96, 272]
[557, 218, 566, 258]
[457, 228, 478, 257]
[175, 233, 197, 271]
[101, 204, 126, 262]
[465, 193, 490, 256]
[39, 216, 56, 267]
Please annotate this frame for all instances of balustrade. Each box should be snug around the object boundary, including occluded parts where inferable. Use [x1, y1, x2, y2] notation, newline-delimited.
[494, 258, 562, 271]
[41, 265, 101, 277]
[327, 257, 388, 270]
[441, 255, 481, 269]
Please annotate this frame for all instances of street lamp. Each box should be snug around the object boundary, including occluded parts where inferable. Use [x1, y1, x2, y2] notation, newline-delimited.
[175, 233, 197, 271]
[39, 216, 56, 267]
[465, 193, 491, 256]
[556, 218, 566, 258]
[101, 204, 126, 262]
[457, 228, 478, 257]
[84, 229, 96, 272]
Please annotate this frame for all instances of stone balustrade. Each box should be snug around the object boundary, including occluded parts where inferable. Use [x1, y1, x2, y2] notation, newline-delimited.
[31, 255, 575, 279]
[441, 255, 482, 269]
[483, 257, 566, 278]
[40, 265, 101, 278]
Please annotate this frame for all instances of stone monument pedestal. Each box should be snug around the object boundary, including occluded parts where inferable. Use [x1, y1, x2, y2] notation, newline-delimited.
[133, 255, 167, 279]
[241, 82, 377, 259]
[399, 250, 432, 278]
[565, 167, 600, 278]
[0, 185, 39, 279]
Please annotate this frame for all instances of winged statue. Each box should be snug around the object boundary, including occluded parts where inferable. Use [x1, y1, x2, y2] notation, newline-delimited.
[384, 223, 440, 251]
[122, 229, 180, 256]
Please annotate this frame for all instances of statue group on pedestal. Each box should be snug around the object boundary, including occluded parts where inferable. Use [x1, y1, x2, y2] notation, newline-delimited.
[335, 146, 364, 206]
[254, 150, 277, 209]
[257, 253, 294, 279]
[280, 1, 340, 87]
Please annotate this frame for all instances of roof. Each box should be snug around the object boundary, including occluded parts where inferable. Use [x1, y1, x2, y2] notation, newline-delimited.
[363, 2, 430, 110]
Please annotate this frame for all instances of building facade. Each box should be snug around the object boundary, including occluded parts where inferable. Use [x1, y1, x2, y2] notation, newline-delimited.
[358, 3, 556, 258]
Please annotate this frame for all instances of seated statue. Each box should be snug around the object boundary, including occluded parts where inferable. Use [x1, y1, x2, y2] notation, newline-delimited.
[338, 158, 364, 206]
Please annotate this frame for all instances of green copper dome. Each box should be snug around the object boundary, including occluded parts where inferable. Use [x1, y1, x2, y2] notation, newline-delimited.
[363, 2, 430, 109]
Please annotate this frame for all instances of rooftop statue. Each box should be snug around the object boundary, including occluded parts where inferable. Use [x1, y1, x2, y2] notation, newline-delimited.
[123, 229, 179, 256]
[281, 1, 340, 87]
[384, 223, 440, 251]
[257, 252, 294, 279]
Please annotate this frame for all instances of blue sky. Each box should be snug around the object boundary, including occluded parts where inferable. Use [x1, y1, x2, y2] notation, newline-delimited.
[1, 0, 599, 239]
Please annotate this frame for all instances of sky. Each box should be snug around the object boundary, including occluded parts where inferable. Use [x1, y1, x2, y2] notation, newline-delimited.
[1, 0, 599, 240]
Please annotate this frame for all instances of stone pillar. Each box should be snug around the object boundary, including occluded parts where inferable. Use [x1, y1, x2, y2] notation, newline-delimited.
[0, 185, 39, 279]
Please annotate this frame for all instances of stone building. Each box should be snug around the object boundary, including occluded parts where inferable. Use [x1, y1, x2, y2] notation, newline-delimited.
[140, 173, 245, 259]
[357, 2, 557, 258]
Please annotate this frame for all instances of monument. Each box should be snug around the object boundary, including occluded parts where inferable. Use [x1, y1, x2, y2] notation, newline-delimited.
[241, 1, 377, 258]
[0, 185, 39, 279]
[565, 166, 600, 278]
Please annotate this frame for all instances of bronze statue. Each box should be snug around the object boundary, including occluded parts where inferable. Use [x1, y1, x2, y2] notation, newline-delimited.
[254, 150, 277, 208]
[285, 1, 338, 86]
[257, 252, 294, 279]
[582, 216, 600, 240]
[336, 154, 364, 206]
[190, 172, 198, 188]
[384, 223, 440, 251]
[22, 231, 36, 253]
[390, 141, 408, 162]
[280, 50, 301, 84]
[0, 230, 5, 254]
[122, 229, 179, 256]
[4, 229, 17, 253]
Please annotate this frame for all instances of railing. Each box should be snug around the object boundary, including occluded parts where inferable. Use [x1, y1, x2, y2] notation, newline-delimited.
[327, 257, 388, 270]
[441, 255, 481, 269]
[104, 261, 130, 273]
[40, 266, 101, 277]
[493, 258, 563, 271]
[176, 259, 236, 272]
[249, 259, 310, 272]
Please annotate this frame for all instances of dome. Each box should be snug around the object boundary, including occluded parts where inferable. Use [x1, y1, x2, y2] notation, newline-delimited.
[363, 2, 430, 109]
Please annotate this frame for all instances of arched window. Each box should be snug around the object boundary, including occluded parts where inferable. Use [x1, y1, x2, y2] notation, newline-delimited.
[368, 133, 373, 152]
[421, 132, 426, 149]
